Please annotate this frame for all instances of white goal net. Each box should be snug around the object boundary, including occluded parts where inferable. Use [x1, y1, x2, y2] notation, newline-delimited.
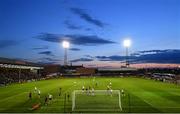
[72, 90, 122, 112]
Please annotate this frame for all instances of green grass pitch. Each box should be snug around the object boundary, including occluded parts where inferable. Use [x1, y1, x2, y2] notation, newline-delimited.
[0, 77, 180, 113]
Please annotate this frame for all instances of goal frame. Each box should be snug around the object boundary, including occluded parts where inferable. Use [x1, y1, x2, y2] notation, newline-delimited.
[72, 90, 122, 111]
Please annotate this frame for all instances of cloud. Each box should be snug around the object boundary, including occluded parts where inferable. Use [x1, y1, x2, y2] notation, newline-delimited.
[96, 49, 180, 64]
[38, 51, 54, 56]
[84, 55, 94, 59]
[0, 40, 18, 48]
[131, 50, 175, 56]
[37, 57, 60, 64]
[138, 50, 170, 54]
[40, 57, 59, 62]
[36, 33, 115, 46]
[130, 52, 140, 56]
[96, 55, 128, 61]
[69, 48, 81, 51]
[41, 57, 59, 62]
[70, 8, 106, 28]
[37, 61, 57, 64]
[85, 28, 92, 31]
[64, 20, 82, 30]
[32, 46, 49, 50]
[70, 58, 94, 62]
[64, 20, 93, 31]
[135, 49, 180, 64]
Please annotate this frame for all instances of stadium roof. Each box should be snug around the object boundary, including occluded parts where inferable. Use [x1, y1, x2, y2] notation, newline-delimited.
[0, 63, 43, 70]
[0, 57, 43, 70]
[0, 57, 41, 67]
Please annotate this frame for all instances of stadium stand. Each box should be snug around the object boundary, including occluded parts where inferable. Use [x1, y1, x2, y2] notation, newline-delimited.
[76, 68, 97, 75]
[0, 57, 179, 85]
[0, 57, 43, 86]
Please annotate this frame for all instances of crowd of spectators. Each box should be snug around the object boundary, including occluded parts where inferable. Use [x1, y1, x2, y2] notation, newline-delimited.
[1, 66, 180, 86]
[0, 68, 43, 86]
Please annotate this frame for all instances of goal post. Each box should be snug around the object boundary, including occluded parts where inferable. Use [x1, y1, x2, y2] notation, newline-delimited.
[72, 90, 122, 112]
[72, 90, 76, 111]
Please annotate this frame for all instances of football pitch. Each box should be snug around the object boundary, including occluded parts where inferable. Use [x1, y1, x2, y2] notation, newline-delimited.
[0, 77, 180, 113]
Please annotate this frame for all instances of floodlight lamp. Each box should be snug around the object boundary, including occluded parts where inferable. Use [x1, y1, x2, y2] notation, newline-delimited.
[62, 41, 70, 48]
[123, 39, 131, 47]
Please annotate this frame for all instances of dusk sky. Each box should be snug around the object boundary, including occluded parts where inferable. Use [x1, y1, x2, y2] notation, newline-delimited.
[0, 0, 180, 68]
